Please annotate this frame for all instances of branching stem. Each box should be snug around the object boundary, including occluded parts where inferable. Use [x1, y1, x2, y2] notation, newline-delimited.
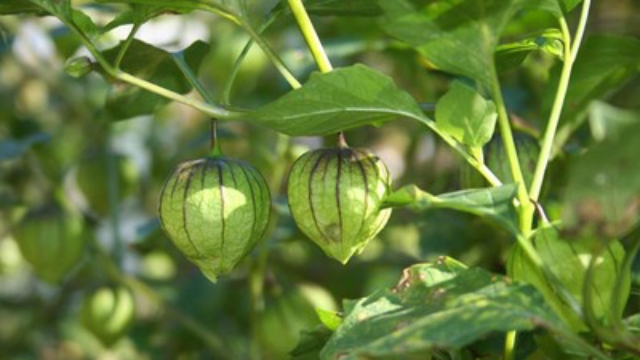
[528, 1, 591, 204]
[287, 0, 333, 73]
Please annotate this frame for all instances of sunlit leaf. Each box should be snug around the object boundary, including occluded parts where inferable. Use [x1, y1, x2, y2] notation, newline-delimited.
[320, 257, 564, 359]
[384, 184, 519, 234]
[250, 64, 425, 136]
[435, 81, 497, 149]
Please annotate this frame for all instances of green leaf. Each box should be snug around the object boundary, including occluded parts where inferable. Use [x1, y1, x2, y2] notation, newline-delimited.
[0, 0, 46, 15]
[384, 184, 519, 234]
[290, 325, 333, 360]
[380, 0, 525, 89]
[588, 101, 640, 142]
[23, 0, 99, 40]
[554, 35, 640, 146]
[563, 120, 640, 236]
[508, 226, 629, 331]
[319, 258, 563, 359]
[304, 0, 381, 16]
[101, 39, 210, 120]
[315, 308, 342, 331]
[495, 29, 564, 71]
[250, 64, 425, 136]
[435, 81, 497, 149]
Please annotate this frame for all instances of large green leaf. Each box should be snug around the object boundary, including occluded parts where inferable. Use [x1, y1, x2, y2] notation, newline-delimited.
[319, 257, 563, 359]
[101, 39, 210, 120]
[380, 0, 525, 89]
[554, 35, 640, 147]
[249, 64, 425, 136]
[384, 184, 519, 234]
[435, 81, 497, 149]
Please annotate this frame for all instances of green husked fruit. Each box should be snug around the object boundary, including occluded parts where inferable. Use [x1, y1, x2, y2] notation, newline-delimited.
[76, 152, 138, 216]
[81, 286, 135, 347]
[13, 203, 86, 283]
[485, 132, 540, 188]
[287, 146, 392, 264]
[158, 157, 271, 282]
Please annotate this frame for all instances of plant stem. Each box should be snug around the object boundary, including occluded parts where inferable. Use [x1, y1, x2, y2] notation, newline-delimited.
[287, 0, 333, 73]
[222, 7, 287, 104]
[504, 331, 517, 360]
[106, 139, 123, 267]
[114, 23, 141, 69]
[409, 115, 502, 186]
[529, 1, 591, 206]
[62, 20, 242, 120]
[488, 62, 533, 233]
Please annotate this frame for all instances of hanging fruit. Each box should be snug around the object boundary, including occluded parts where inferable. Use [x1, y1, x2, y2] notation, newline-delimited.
[287, 134, 392, 264]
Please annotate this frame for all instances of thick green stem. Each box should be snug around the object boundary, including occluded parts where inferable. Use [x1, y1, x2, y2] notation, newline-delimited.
[504, 331, 517, 360]
[287, 0, 333, 73]
[529, 1, 591, 205]
[489, 63, 533, 233]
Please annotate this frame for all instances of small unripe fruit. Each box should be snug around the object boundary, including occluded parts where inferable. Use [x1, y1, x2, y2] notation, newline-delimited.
[80, 286, 135, 347]
[64, 56, 93, 78]
[158, 156, 271, 281]
[13, 203, 86, 283]
[287, 144, 392, 263]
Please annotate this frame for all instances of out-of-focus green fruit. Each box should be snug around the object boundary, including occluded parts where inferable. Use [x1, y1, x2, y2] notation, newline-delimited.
[287, 143, 392, 264]
[13, 202, 86, 283]
[75, 152, 138, 216]
[64, 56, 93, 78]
[80, 286, 136, 347]
[158, 156, 271, 282]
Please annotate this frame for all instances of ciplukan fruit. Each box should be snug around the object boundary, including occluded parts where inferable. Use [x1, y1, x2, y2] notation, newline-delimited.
[13, 202, 86, 283]
[159, 154, 271, 282]
[287, 135, 392, 263]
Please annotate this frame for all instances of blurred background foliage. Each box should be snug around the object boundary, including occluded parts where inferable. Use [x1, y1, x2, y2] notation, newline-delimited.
[0, 0, 639, 359]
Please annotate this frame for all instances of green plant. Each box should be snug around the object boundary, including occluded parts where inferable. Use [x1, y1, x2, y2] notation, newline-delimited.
[1, 0, 640, 359]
